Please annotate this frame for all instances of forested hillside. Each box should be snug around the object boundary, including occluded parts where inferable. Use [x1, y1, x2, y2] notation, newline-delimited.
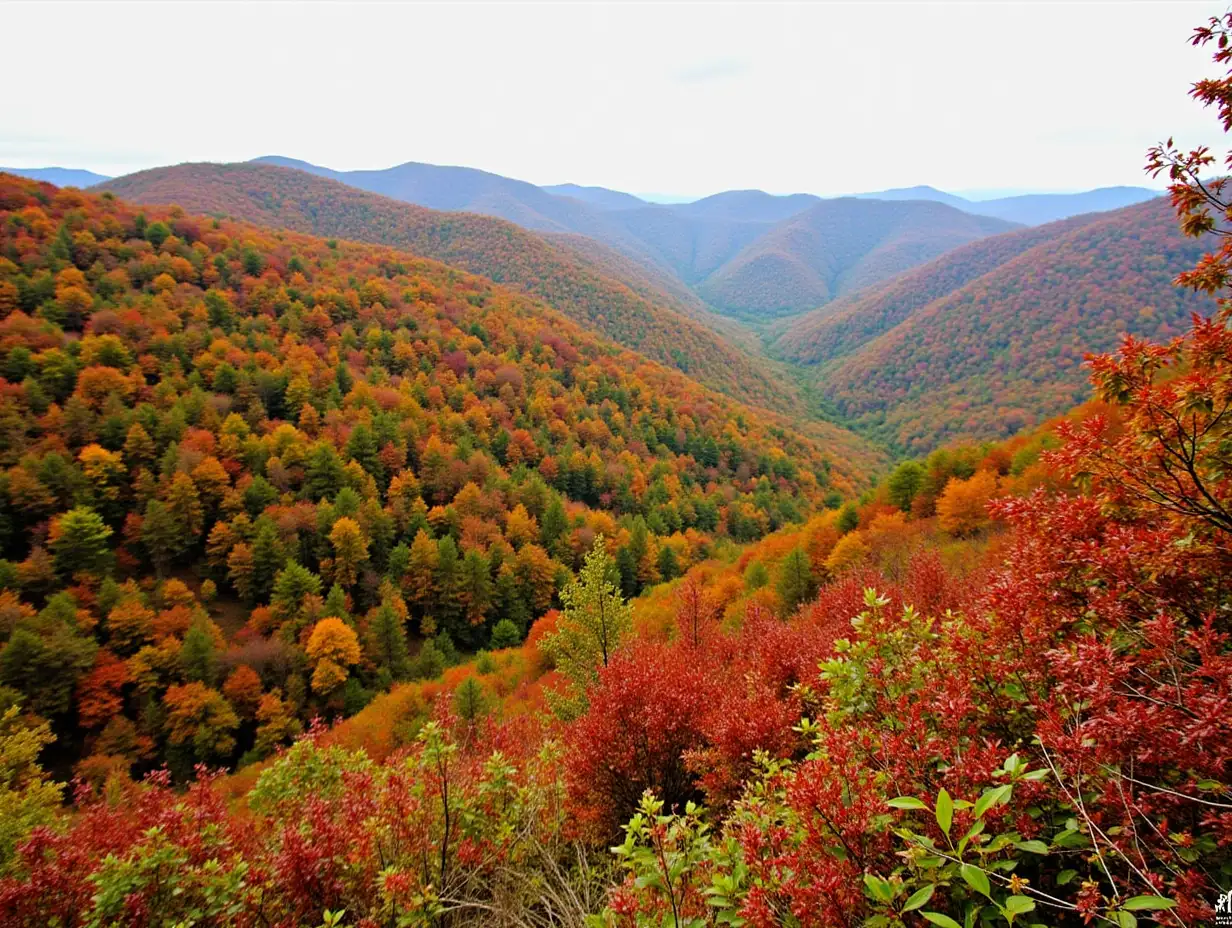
[99, 163, 806, 414]
[791, 196, 1212, 451]
[774, 211, 1111, 365]
[0, 171, 882, 783]
[697, 198, 1015, 318]
[239, 160, 1023, 320]
[2, 11, 1230, 928]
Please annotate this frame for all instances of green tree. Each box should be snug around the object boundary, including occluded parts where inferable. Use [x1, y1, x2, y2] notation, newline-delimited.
[141, 499, 182, 576]
[837, 502, 859, 535]
[542, 537, 631, 720]
[179, 619, 217, 685]
[656, 545, 679, 582]
[270, 561, 323, 628]
[887, 461, 925, 513]
[489, 618, 522, 650]
[0, 706, 64, 872]
[250, 520, 285, 602]
[540, 495, 568, 553]
[776, 546, 818, 616]
[0, 624, 96, 718]
[453, 676, 488, 723]
[49, 506, 112, 577]
[366, 601, 410, 682]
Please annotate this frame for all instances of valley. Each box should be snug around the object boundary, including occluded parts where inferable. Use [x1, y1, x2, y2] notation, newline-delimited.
[0, 5, 1229, 926]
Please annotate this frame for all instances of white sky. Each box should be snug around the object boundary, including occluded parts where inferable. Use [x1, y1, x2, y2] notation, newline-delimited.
[1, 1, 1226, 198]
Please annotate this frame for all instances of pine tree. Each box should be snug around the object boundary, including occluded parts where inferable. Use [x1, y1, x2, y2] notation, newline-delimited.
[366, 601, 410, 681]
[250, 520, 285, 602]
[141, 500, 181, 576]
[49, 507, 112, 577]
[179, 619, 218, 685]
[775, 547, 817, 616]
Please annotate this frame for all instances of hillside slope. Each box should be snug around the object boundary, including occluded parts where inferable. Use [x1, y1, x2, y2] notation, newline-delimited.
[697, 198, 1016, 318]
[0, 170, 892, 780]
[774, 211, 1111, 365]
[99, 162, 803, 414]
[806, 197, 1212, 452]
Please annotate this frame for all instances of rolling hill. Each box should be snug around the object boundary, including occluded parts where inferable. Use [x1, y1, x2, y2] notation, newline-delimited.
[0, 169, 893, 784]
[242, 157, 1161, 317]
[696, 198, 1016, 318]
[0, 166, 111, 187]
[98, 162, 806, 416]
[785, 196, 1213, 453]
[773, 211, 1112, 365]
[541, 183, 647, 210]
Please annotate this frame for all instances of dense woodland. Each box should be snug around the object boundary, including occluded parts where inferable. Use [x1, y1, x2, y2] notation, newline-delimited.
[99, 164, 808, 417]
[0, 10, 1230, 928]
[783, 197, 1211, 452]
[0, 172, 875, 786]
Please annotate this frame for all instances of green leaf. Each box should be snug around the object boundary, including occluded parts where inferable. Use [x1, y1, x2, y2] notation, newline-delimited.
[1121, 896, 1176, 911]
[960, 863, 991, 898]
[1056, 869, 1077, 886]
[863, 873, 893, 903]
[887, 796, 928, 810]
[903, 884, 935, 912]
[1113, 912, 1138, 928]
[922, 914, 962, 928]
[1014, 840, 1049, 854]
[1195, 779, 1223, 791]
[936, 788, 953, 836]
[1004, 896, 1035, 915]
[972, 784, 1010, 820]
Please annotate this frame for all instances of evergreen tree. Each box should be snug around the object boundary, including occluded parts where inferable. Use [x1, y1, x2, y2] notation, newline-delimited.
[453, 676, 488, 723]
[250, 520, 285, 602]
[179, 619, 218, 685]
[489, 618, 521, 650]
[49, 507, 112, 577]
[366, 601, 410, 681]
[776, 547, 818, 616]
[540, 496, 567, 553]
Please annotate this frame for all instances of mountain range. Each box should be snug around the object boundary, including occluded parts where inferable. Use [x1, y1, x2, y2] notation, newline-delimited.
[98, 162, 812, 420]
[10, 153, 1195, 456]
[5, 157, 1162, 319]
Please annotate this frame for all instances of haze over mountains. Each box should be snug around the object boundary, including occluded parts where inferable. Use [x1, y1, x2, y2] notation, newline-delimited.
[4, 157, 1161, 318]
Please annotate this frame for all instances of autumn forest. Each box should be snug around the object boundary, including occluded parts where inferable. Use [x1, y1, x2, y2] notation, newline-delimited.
[0, 8, 1230, 928]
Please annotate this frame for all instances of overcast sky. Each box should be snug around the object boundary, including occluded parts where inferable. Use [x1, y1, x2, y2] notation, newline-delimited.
[2, 1, 1226, 198]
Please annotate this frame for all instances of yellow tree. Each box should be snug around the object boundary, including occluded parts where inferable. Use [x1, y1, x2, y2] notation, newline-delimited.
[328, 517, 369, 590]
[306, 616, 361, 696]
[936, 470, 999, 537]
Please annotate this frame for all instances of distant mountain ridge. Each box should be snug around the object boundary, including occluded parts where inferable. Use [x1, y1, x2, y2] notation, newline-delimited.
[540, 183, 648, 210]
[32, 152, 1165, 321]
[696, 198, 1015, 318]
[1, 166, 111, 187]
[853, 183, 1159, 225]
[245, 156, 1032, 318]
